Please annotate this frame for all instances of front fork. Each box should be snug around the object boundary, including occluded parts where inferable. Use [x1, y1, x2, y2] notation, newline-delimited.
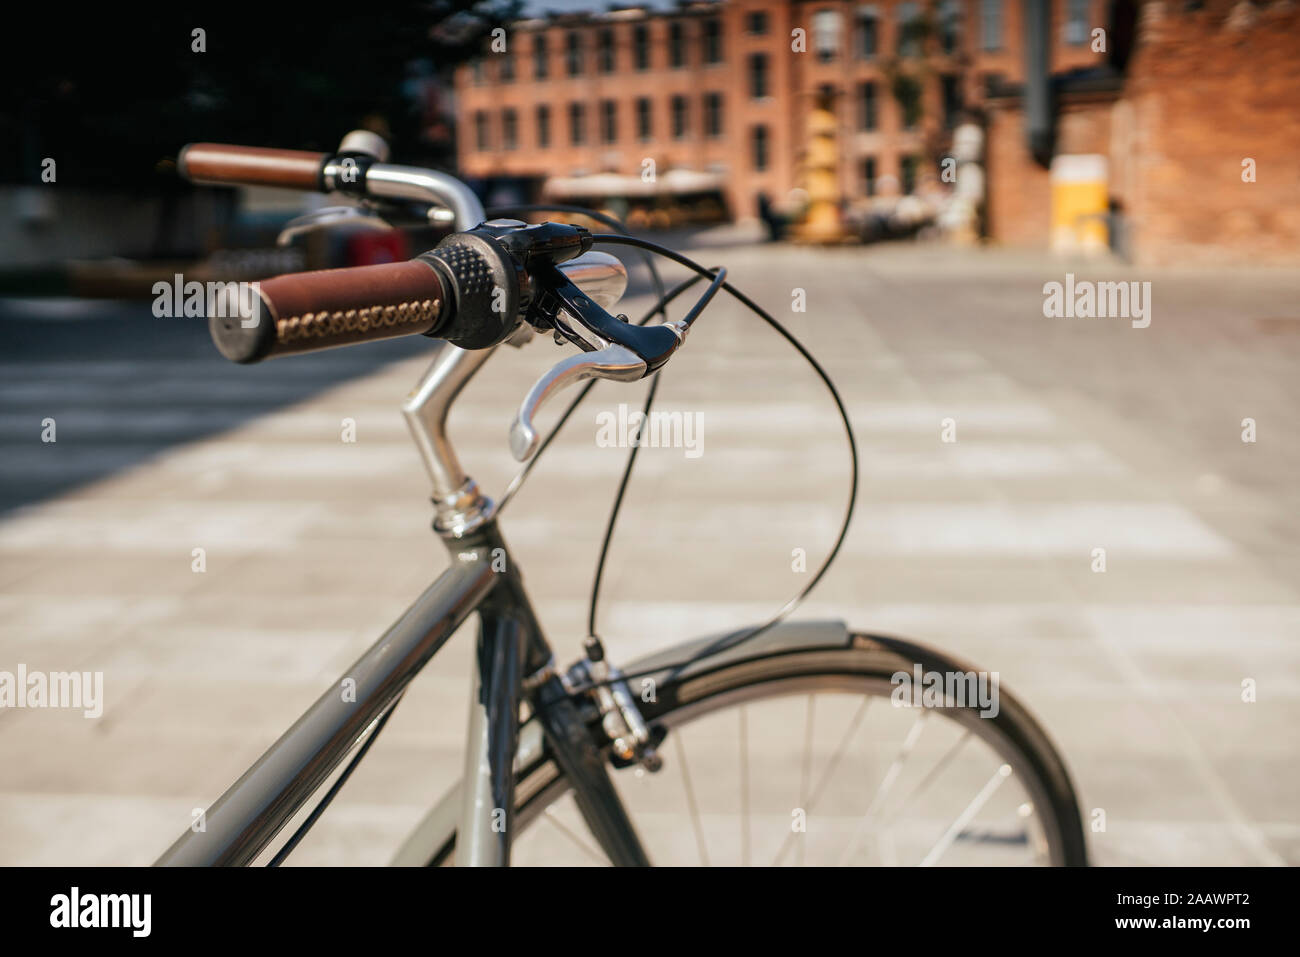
[449, 520, 650, 867]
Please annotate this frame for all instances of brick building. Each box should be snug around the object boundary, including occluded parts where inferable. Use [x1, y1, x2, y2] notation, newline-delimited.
[455, 1, 1300, 264]
[1115, 0, 1300, 266]
[454, 0, 1107, 220]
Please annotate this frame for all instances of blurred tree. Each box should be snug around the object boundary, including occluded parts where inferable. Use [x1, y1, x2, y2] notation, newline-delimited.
[1, 0, 520, 190]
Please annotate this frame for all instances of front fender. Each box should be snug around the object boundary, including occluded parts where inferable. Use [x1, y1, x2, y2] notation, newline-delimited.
[389, 619, 850, 865]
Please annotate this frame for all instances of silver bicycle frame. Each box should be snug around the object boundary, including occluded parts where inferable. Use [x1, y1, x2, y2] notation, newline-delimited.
[157, 170, 649, 867]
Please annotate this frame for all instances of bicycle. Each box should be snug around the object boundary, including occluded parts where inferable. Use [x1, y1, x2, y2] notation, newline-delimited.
[157, 132, 1088, 867]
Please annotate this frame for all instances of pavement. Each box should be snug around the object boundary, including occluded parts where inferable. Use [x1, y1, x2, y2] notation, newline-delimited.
[0, 239, 1297, 866]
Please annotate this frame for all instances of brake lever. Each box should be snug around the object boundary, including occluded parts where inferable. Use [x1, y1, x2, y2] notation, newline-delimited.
[508, 343, 645, 461]
[508, 263, 687, 462]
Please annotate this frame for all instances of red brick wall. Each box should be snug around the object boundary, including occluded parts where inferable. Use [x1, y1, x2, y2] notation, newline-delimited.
[986, 102, 1051, 245]
[985, 95, 1112, 246]
[1121, 0, 1300, 266]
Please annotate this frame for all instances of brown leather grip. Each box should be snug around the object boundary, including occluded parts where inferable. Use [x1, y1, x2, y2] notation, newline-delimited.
[210, 259, 447, 363]
[178, 143, 327, 189]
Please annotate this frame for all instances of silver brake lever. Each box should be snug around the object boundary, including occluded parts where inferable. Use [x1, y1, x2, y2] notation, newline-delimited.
[509, 344, 645, 461]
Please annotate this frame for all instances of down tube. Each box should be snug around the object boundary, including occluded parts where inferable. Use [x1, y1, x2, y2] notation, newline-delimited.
[456, 520, 650, 866]
[456, 608, 524, 866]
[157, 557, 497, 866]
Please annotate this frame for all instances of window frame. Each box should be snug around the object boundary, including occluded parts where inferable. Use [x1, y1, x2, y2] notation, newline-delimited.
[568, 101, 586, 146]
[600, 99, 618, 145]
[856, 5, 879, 59]
[671, 94, 689, 139]
[533, 34, 549, 80]
[633, 23, 650, 70]
[565, 31, 583, 76]
[980, 0, 1004, 52]
[502, 108, 518, 151]
[702, 18, 722, 65]
[857, 80, 878, 131]
[597, 28, 616, 73]
[536, 104, 551, 149]
[703, 91, 723, 138]
[636, 96, 653, 142]
[669, 21, 686, 69]
[751, 124, 770, 171]
[748, 52, 770, 100]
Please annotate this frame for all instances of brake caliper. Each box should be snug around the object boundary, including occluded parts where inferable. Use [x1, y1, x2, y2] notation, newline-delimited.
[567, 637, 666, 772]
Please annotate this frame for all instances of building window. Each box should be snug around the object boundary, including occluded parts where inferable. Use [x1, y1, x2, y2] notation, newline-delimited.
[533, 35, 548, 80]
[472, 59, 486, 85]
[941, 74, 963, 128]
[856, 5, 879, 58]
[980, 0, 1004, 51]
[568, 102, 586, 145]
[898, 75, 922, 129]
[857, 81, 878, 131]
[1064, 0, 1090, 45]
[566, 31, 583, 76]
[600, 100, 618, 144]
[748, 53, 769, 99]
[751, 125, 770, 171]
[669, 21, 686, 68]
[940, 0, 962, 55]
[897, 2, 923, 57]
[702, 18, 722, 63]
[536, 104, 551, 148]
[901, 155, 919, 194]
[863, 157, 878, 196]
[502, 109, 517, 150]
[500, 49, 515, 83]
[747, 11, 769, 35]
[813, 8, 842, 63]
[474, 110, 489, 152]
[636, 97, 652, 141]
[633, 24, 650, 70]
[598, 28, 615, 73]
[703, 92, 723, 137]
[671, 94, 689, 139]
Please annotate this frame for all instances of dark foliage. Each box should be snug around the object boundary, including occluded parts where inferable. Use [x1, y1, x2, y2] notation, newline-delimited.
[2, 1, 520, 190]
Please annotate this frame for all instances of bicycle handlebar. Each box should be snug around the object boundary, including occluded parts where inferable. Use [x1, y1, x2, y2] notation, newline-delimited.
[178, 144, 330, 190]
[213, 226, 538, 363]
[211, 259, 448, 363]
[180, 138, 697, 460]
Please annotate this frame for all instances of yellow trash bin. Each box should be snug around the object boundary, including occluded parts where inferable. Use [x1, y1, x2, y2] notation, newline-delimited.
[1050, 154, 1109, 255]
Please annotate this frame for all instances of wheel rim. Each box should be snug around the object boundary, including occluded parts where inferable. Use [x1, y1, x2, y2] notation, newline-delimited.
[503, 673, 1075, 867]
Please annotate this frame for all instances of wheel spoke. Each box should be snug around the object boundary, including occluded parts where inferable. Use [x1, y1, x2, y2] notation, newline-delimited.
[894, 727, 973, 815]
[919, 763, 1013, 867]
[542, 802, 608, 865]
[839, 710, 931, 865]
[739, 705, 750, 867]
[770, 696, 871, 866]
[673, 732, 710, 867]
[796, 694, 815, 867]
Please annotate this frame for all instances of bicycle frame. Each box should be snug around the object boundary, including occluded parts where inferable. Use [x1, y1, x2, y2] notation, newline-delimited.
[158, 173, 649, 866]
[156, 517, 649, 866]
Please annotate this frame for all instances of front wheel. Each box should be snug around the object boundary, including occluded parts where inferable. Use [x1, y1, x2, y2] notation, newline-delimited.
[426, 628, 1088, 866]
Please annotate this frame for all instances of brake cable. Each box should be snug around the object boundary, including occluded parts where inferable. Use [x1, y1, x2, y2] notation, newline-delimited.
[484, 208, 859, 696]
[571, 234, 860, 693]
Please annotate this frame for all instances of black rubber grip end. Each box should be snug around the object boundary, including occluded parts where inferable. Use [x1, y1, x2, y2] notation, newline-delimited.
[209, 292, 275, 364]
[421, 232, 519, 350]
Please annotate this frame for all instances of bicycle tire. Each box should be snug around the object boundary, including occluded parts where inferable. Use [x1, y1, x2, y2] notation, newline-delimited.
[426, 631, 1088, 866]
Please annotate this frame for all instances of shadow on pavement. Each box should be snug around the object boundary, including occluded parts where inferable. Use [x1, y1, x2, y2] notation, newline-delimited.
[0, 297, 436, 515]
